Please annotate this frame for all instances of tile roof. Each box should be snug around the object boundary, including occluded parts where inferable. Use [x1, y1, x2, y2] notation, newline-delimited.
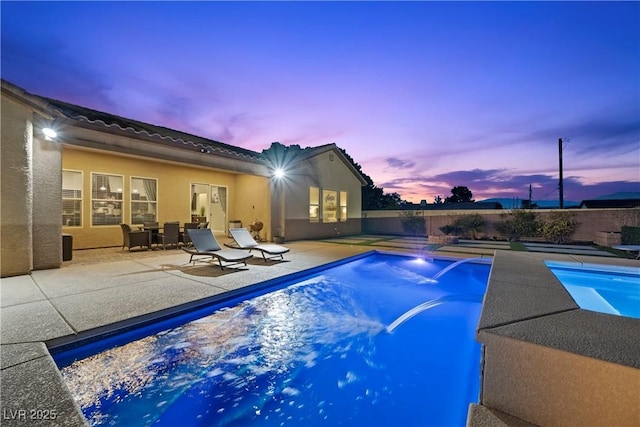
[43, 97, 265, 162]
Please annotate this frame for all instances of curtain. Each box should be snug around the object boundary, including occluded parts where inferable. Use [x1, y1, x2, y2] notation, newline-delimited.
[143, 179, 156, 201]
[219, 187, 227, 214]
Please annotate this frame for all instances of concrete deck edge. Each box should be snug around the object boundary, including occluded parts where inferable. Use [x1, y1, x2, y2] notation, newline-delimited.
[477, 250, 640, 368]
[466, 404, 538, 427]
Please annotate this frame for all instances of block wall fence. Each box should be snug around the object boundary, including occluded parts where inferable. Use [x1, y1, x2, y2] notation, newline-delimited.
[361, 208, 640, 245]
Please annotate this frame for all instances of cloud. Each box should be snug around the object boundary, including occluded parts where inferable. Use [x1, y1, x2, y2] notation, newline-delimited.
[524, 106, 640, 157]
[385, 157, 415, 169]
[380, 167, 639, 202]
[0, 32, 115, 111]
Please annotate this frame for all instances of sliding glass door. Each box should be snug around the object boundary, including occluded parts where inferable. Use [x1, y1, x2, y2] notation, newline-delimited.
[190, 183, 227, 234]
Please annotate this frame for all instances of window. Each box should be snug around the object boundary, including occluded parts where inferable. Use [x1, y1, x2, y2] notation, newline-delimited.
[130, 177, 157, 224]
[309, 187, 320, 222]
[322, 189, 338, 223]
[340, 191, 347, 221]
[91, 173, 123, 226]
[62, 170, 82, 226]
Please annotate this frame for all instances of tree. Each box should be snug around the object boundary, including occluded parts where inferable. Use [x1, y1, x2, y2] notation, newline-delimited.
[338, 148, 409, 210]
[444, 186, 474, 203]
[434, 195, 444, 204]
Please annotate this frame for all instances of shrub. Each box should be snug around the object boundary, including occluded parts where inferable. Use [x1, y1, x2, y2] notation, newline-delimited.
[439, 224, 461, 236]
[621, 226, 640, 245]
[538, 211, 579, 244]
[400, 210, 426, 236]
[451, 214, 486, 239]
[495, 210, 539, 242]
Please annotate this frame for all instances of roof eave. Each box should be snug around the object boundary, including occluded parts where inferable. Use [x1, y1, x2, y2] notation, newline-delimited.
[57, 119, 271, 176]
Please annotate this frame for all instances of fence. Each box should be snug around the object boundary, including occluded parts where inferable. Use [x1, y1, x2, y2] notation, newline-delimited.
[362, 208, 640, 246]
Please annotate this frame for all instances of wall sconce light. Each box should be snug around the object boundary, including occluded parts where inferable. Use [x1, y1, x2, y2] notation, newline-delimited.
[273, 168, 285, 179]
[43, 127, 58, 140]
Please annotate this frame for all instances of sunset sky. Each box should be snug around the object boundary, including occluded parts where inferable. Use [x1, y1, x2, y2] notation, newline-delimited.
[2, 1, 639, 203]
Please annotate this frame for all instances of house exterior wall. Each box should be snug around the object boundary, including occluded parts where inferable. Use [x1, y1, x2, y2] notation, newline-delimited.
[32, 119, 63, 270]
[1, 94, 64, 277]
[281, 150, 363, 241]
[1, 96, 35, 276]
[232, 174, 272, 241]
[62, 147, 271, 249]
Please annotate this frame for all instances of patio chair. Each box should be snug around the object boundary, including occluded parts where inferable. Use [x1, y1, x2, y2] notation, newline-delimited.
[120, 223, 151, 251]
[143, 221, 160, 245]
[181, 222, 198, 246]
[227, 228, 290, 261]
[157, 221, 181, 249]
[182, 229, 252, 270]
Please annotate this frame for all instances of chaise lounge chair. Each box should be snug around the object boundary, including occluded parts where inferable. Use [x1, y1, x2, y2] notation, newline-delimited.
[227, 228, 290, 261]
[182, 229, 252, 270]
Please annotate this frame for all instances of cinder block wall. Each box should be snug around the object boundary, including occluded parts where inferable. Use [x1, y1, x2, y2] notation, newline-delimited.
[362, 209, 640, 243]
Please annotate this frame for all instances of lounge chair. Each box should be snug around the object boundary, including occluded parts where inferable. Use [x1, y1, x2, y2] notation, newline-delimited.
[227, 228, 290, 261]
[182, 229, 252, 270]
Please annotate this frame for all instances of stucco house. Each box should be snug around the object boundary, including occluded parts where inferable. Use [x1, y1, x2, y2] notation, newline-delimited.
[1, 79, 367, 277]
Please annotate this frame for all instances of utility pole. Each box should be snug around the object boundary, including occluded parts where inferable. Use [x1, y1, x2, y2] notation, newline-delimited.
[558, 138, 564, 209]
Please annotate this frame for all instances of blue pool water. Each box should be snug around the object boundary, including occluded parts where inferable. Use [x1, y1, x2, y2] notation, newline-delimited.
[546, 261, 640, 319]
[54, 253, 490, 427]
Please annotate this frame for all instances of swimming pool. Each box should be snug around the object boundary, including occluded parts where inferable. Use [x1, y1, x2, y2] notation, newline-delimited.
[54, 253, 490, 426]
[545, 261, 640, 319]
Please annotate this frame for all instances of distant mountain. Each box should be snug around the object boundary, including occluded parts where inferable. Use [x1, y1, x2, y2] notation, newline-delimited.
[594, 192, 640, 200]
[479, 192, 640, 209]
[478, 198, 579, 209]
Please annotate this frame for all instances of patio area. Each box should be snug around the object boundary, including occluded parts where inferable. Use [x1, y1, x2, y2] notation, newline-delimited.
[1, 236, 638, 426]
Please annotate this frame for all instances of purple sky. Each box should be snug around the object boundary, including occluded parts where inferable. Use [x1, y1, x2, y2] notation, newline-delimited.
[2, 1, 639, 203]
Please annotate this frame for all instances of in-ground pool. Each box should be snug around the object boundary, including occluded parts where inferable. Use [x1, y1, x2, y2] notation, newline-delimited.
[53, 253, 491, 427]
[546, 261, 640, 319]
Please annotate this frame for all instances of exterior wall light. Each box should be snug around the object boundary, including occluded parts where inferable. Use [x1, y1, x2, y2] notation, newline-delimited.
[274, 168, 285, 179]
[43, 127, 57, 140]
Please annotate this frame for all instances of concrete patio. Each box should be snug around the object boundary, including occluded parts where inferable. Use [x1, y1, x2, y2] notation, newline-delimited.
[1, 236, 638, 426]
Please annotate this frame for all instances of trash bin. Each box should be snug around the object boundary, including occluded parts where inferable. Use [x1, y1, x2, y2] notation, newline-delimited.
[228, 220, 242, 236]
[62, 234, 73, 261]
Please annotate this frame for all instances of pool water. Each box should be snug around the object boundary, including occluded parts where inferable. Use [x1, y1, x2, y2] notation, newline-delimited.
[54, 253, 490, 427]
[546, 261, 640, 319]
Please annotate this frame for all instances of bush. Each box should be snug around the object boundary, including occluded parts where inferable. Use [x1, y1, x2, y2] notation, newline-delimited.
[538, 211, 579, 244]
[621, 226, 640, 244]
[451, 214, 486, 239]
[495, 210, 539, 242]
[400, 210, 426, 236]
[439, 224, 461, 236]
